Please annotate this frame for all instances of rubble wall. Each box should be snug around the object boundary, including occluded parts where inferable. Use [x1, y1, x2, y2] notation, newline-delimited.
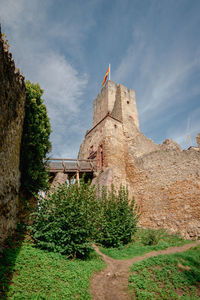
[126, 145, 200, 239]
[0, 30, 26, 248]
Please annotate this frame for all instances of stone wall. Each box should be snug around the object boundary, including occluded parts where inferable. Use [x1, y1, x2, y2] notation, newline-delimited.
[0, 29, 26, 248]
[126, 145, 200, 239]
[79, 80, 200, 239]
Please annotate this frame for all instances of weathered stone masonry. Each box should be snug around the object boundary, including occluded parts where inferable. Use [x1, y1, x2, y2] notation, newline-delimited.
[78, 80, 200, 239]
[0, 28, 26, 248]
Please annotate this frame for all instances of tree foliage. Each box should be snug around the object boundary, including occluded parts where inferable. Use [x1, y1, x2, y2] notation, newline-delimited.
[29, 180, 97, 258]
[95, 185, 139, 248]
[20, 81, 51, 195]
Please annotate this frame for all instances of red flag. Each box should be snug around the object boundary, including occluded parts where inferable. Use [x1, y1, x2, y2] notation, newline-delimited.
[101, 66, 110, 87]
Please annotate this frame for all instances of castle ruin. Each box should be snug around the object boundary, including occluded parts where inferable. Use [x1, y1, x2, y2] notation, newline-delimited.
[78, 80, 200, 239]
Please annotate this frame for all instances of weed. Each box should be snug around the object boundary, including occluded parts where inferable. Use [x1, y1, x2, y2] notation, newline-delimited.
[140, 228, 167, 246]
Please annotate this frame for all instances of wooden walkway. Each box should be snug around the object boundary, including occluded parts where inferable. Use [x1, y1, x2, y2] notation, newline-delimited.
[48, 158, 96, 181]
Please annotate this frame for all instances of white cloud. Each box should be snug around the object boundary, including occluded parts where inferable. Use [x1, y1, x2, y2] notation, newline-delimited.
[142, 58, 200, 116]
[0, 0, 49, 32]
[0, 0, 25, 26]
[166, 107, 200, 148]
[112, 15, 200, 133]
[36, 53, 87, 114]
[1, 0, 199, 156]
[114, 37, 200, 117]
[0, 0, 89, 157]
[112, 9, 200, 150]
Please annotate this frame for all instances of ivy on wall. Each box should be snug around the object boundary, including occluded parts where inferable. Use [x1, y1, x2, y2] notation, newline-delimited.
[20, 81, 51, 195]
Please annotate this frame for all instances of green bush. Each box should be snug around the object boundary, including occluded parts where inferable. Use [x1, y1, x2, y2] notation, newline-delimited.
[141, 228, 167, 246]
[20, 81, 51, 195]
[94, 185, 139, 248]
[29, 179, 98, 259]
[30, 182, 139, 257]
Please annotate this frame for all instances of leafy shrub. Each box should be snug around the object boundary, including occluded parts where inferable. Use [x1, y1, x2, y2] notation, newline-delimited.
[30, 182, 139, 257]
[94, 185, 139, 248]
[29, 179, 98, 259]
[141, 228, 167, 246]
[20, 81, 51, 195]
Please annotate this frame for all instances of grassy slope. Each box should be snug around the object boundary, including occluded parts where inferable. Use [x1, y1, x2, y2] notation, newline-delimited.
[0, 241, 105, 300]
[129, 245, 200, 300]
[100, 229, 192, 260]
[0, 229, 196, 299]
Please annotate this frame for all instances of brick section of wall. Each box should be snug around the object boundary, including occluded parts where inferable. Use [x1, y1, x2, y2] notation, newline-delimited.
[0, 30, 26, 248]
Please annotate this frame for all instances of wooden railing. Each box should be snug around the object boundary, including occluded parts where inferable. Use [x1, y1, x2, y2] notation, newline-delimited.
[48, 158, 96, 173]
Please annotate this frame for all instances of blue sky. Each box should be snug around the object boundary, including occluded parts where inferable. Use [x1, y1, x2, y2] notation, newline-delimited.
[1, 0, 200, 157]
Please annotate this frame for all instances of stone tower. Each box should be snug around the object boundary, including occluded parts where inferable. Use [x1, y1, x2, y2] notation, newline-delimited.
[78, 80, 200, 239]
[92, 80, 139, 129]
[79, 80, 140, 186]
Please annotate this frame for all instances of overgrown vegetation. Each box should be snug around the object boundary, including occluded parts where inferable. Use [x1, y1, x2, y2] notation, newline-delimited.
[29, 180, 97, 258]
[100, 228, 192, 259]
[94, 185, 139, 248]
[141, 228, 166, 246]
[29, 181, 139, 258]
[20, 81, 51, 195]
[129, 245, 200, 299]
[0, 234, 105, 300]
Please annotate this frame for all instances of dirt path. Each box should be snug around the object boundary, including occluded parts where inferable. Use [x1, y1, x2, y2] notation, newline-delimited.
[90, 241, 200, 300]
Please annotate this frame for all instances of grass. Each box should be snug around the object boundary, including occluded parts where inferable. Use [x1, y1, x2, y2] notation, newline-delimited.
[100, 228, 193, 259]
[129, 244, 200, 300]
[0, 227, 196, 299]
[0, 235, 105, 300]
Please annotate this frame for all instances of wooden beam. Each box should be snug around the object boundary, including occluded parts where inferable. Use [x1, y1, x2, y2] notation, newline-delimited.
[76, 170, 80, 187]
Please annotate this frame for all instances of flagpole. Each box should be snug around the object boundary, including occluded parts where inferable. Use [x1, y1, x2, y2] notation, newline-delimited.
[109, 64, 111, 80]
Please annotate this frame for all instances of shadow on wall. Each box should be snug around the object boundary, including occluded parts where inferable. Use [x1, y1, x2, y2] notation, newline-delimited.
[0, 224, 25, 299]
